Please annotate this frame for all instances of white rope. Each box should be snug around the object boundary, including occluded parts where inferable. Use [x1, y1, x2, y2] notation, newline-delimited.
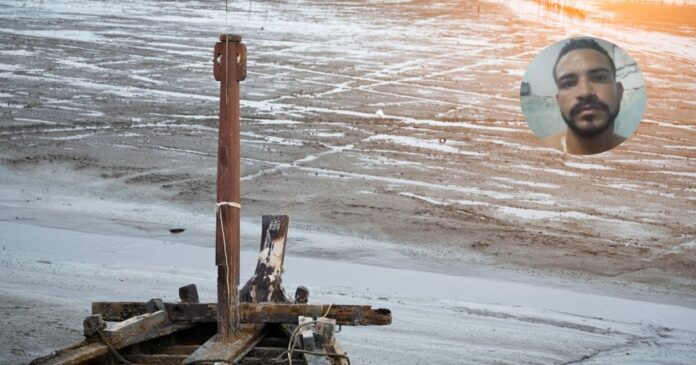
[216, 201, 241, 331]
[278, 303, 336, 365]
[321, 303, 333, 318]
[216, 202, 241, 257]
[280, 308, 348, 365]
[217, 201, 241, 210]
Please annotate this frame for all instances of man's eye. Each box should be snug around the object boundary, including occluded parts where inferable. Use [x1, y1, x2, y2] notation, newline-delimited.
[593, 74, 610, 82]
[559, 80, 575, 89]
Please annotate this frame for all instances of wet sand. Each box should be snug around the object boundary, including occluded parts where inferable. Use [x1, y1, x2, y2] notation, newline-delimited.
[2, 185, 696, 364]
[0, 0, 695, 363]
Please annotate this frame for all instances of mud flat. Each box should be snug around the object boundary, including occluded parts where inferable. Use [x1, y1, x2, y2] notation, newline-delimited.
[2, 181, 696, 364]
[0, 0, 695, 363]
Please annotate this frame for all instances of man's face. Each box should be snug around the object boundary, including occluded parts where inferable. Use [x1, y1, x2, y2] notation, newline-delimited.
[555, 49, 623, 138]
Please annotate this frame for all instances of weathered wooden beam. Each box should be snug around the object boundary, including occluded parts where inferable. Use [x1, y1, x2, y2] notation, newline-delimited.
[240, 215, 290, 303]
[92, 301, 144, 321]
[242, 358, 308, 365]
[183, 325, 264, 365]
[102, 310, 169, 345]
[214, 33, 245, 341]
[30, 342, 107, 365]
[93, 302, 392, 326]
[124, 354, 187, 365]
[31, 312, 193, 365]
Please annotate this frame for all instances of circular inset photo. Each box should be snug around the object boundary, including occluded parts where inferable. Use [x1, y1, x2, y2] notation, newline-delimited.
[520, 37, 646, 155]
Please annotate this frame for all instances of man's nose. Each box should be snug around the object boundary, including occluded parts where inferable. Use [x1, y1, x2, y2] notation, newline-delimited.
[576, 76, 596, 98]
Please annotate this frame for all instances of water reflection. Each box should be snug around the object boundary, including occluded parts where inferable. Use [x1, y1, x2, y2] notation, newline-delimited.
[507, 0, 696, 35]
[506, 0, 592, 30]
[530, 1, 587, 20]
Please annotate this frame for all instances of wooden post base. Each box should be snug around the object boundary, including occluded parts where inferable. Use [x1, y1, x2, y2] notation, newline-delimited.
[183, 325, 266, 365]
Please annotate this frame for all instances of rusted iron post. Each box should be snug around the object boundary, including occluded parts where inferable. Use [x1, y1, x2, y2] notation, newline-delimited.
[213, 33, 246, 341]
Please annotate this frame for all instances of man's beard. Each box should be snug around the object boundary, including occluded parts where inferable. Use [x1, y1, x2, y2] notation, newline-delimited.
[561, 99, 620, 138]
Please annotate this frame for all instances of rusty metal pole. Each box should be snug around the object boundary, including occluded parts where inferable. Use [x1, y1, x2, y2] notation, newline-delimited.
[213, 33, 246, 341]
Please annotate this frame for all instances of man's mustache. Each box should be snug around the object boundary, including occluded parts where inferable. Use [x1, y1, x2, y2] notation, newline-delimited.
[569, 98, 610, 118]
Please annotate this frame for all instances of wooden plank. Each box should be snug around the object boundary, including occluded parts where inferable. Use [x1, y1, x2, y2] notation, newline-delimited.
[93, 302, 392, 326]
[103, 310, 168, 345]
[240, 359, 306, 365]
[92, 301, 146, 320]
[124, 354, 187, 365]
[31, 316, 194, 365]
[30, 342, 107, 365]
[115, 320, 195, 348]
[183, 325, 264, 365]
[239, 215, 290, 303]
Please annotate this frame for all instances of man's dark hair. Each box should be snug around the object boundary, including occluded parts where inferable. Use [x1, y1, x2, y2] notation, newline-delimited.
[552, 38, 616, 82]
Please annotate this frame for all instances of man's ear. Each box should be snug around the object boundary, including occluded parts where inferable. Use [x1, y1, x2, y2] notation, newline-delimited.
[616, 81, 624, 103]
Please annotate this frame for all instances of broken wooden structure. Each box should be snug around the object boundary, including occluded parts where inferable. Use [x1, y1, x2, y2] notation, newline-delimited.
[29, 225, 390, 365]
[30, 34, 391, 365]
